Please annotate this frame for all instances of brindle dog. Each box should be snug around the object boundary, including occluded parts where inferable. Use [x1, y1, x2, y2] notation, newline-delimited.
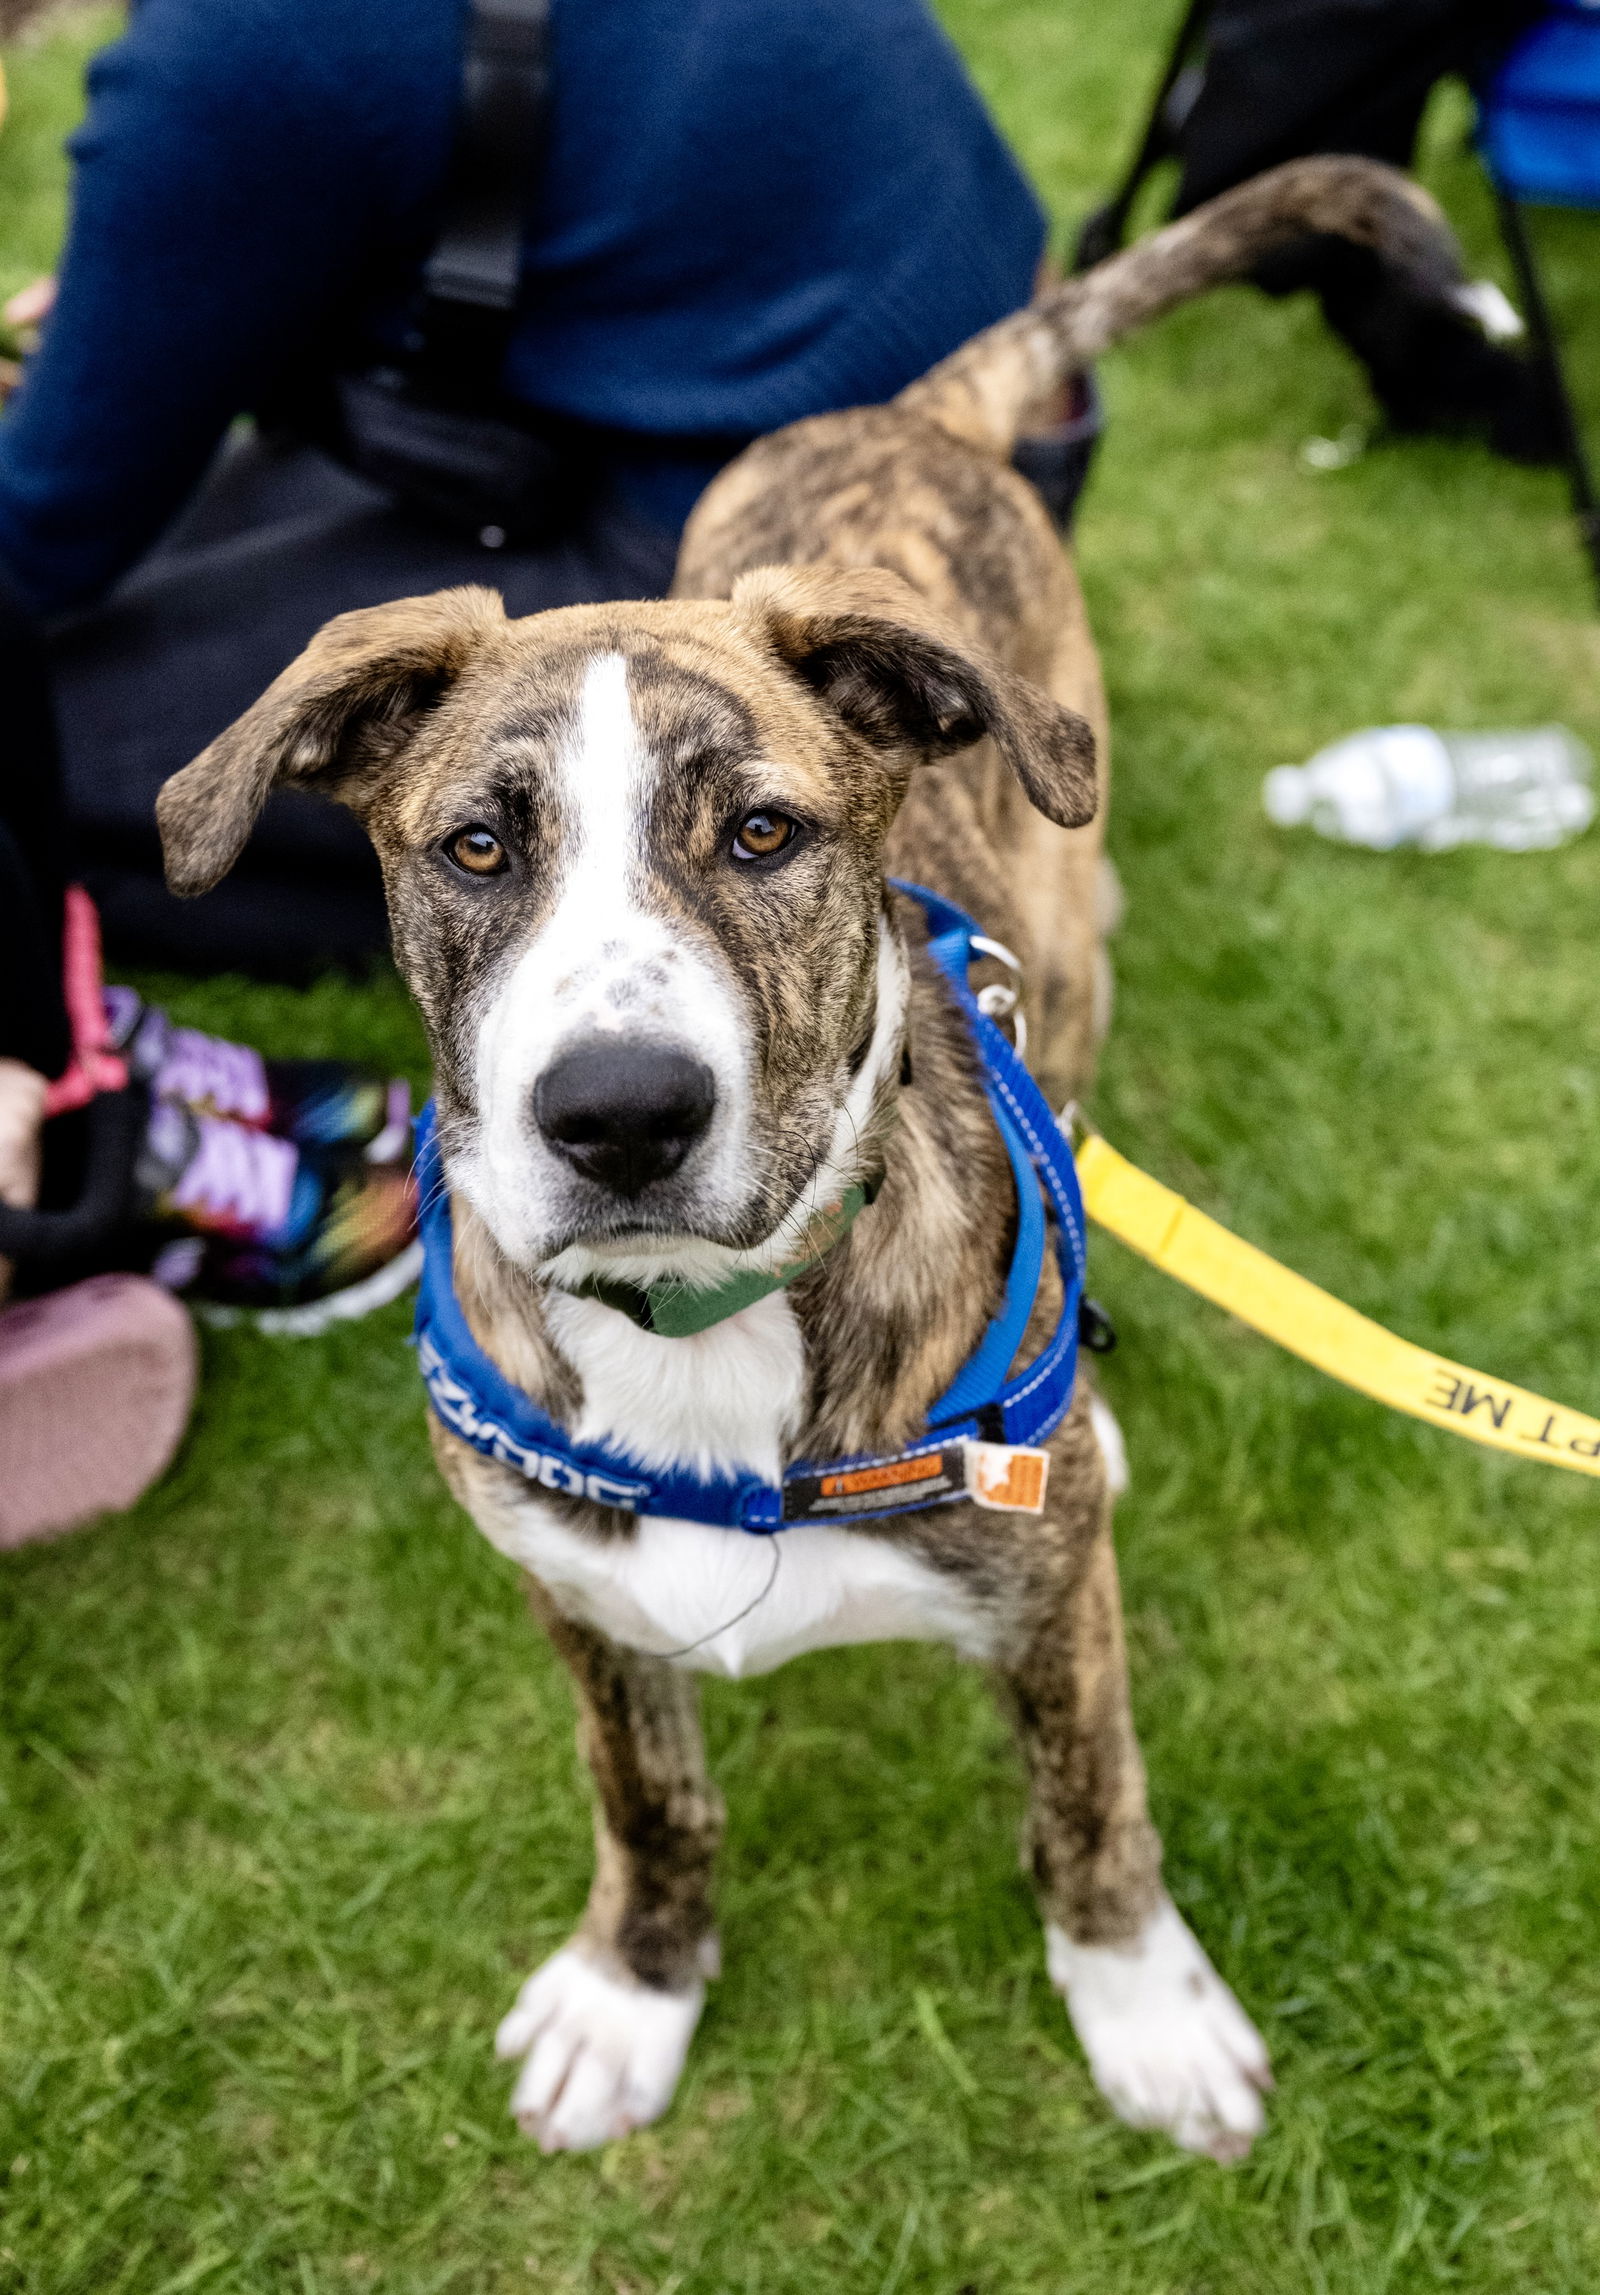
[159, 159, 1467, 2162]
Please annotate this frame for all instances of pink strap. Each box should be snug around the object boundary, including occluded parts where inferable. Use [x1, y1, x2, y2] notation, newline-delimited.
[41, 887, 128, 1117]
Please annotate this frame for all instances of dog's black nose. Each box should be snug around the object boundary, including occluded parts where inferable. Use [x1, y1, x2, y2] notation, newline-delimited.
[534, 1039, 716, 1197]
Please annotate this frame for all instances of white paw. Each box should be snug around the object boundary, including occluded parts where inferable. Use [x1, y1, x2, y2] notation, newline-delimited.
[1047, 1897, 1271, 2162]
[494, 1943, 704, 2152]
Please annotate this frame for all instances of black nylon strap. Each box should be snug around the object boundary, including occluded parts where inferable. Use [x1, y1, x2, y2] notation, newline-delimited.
[0, 1086, 144, 1267]
[414, 0, 551, 385]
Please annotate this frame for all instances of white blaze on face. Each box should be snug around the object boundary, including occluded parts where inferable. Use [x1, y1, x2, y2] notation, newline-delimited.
[455, 651, 752, 1269]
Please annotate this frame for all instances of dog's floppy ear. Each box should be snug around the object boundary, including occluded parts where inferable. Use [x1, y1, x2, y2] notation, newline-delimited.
[733, 564, 1097, 829]
[157, 585, 507, 897]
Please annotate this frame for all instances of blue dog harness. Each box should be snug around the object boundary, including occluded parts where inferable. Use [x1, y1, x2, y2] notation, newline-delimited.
[412, 883, 1087, 1531]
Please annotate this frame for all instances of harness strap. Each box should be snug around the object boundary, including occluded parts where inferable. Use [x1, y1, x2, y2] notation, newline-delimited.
[912, 889, 1051, 1424]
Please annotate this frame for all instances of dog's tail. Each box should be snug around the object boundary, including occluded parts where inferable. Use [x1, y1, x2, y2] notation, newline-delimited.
[895, 156, 1471, 457]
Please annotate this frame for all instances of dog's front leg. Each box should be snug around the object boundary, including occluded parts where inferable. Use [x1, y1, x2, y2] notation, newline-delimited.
[496, 1581, 723, 2153]
[1000, 1450, 1271, 2162]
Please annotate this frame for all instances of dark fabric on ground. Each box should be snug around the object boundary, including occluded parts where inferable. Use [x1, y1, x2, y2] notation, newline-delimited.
[52, 431, 682, 976]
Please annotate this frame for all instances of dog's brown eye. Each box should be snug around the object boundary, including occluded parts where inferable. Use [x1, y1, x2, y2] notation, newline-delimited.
[449, 826, 507, 876]
[732, 810, 796, 862]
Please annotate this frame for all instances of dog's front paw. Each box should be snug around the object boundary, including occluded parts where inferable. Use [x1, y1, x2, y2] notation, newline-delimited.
[495, 1942, 704, 2152]
[1046, 1897, 1271, 2163]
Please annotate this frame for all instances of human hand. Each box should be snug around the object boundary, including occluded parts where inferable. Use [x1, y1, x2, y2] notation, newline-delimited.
[0, 276, 55, 401]
[4, 275, 56, 331]
[0, 1057, 46, 1303]
[0, 1058, 45, 1213]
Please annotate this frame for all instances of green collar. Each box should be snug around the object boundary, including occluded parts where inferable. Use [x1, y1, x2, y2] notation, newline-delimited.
[573, 1178, 876, 1338]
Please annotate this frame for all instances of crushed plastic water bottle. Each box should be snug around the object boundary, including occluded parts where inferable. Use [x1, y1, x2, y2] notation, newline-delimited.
[1262, 725, 1595, 852]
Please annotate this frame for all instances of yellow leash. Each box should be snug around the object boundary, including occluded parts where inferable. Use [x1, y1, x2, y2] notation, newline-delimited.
[1074, 1130, 1600, 1480]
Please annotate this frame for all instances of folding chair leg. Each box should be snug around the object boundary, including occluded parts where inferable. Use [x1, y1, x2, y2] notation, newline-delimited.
[1495, 191, 1600, 608]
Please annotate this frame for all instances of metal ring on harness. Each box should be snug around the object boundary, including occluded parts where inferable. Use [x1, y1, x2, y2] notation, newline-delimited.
[968, 932, 1028, 1060]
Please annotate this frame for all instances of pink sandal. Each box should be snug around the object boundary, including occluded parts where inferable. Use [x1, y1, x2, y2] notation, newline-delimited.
[0, 1275, 197, 1549]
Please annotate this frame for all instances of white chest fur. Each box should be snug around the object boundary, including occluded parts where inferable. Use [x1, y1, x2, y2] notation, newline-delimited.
[467, 1288, 994, 1678]
[481, 1496, 993, 1679]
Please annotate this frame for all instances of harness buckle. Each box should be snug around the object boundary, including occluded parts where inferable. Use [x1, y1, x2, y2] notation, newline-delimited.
[1058, 1099, 1092, 1153]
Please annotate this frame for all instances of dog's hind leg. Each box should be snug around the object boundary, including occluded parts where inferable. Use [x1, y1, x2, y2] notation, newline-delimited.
[998, 1453, 1271, 2162]
[496, 1584, 723, 2152]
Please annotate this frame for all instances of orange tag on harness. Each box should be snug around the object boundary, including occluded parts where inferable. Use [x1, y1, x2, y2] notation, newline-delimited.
[781, 1440, 969, 1522]
[966, 1442, 1050, 1513]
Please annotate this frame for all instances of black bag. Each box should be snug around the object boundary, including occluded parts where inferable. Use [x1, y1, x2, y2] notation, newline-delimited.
[329, 371, 573, 546]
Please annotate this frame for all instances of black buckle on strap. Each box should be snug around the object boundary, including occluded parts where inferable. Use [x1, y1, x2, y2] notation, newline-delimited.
[326, 0, 563, 541]
[415, 0, 551, 391]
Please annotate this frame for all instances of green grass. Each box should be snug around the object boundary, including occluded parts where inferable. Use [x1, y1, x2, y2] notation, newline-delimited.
[4, 5, 1600, 2288]
[0, 4, 115, 327]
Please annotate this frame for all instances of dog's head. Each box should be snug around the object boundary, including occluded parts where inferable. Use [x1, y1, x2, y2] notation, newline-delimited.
[158, 567, 1095, 1285]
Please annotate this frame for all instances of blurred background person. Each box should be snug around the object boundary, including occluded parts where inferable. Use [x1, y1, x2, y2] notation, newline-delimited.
[0, 0, 1087, 975]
